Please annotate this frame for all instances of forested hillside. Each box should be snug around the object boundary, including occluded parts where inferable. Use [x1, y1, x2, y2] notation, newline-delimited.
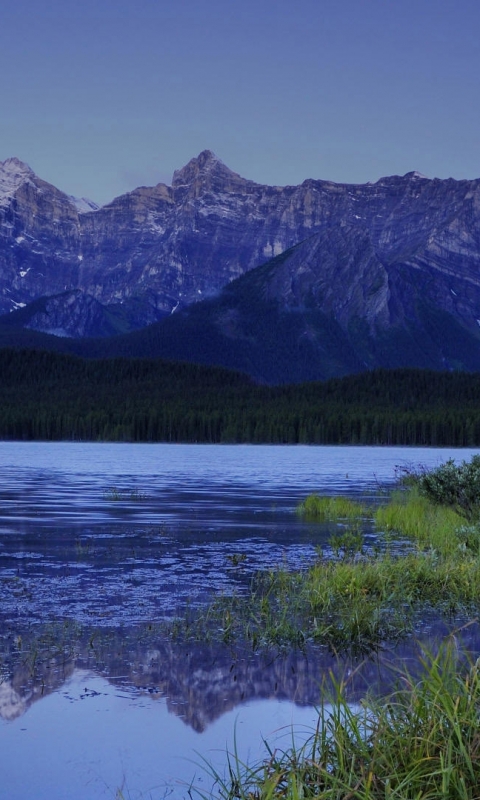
[1, 349, 480, 445]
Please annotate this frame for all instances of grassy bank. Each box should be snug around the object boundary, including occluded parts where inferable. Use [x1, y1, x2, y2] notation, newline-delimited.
[173, 479, 480, 656]
[203, 640, 480, 799]
[195, 458, 480, 798]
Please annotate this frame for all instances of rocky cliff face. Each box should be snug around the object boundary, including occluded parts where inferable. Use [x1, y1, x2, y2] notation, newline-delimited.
[1, 151, 480, 369]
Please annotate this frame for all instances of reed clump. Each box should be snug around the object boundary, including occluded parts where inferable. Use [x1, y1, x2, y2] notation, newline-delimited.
[198, 544, 480, 655]
[103, 486, 147, 501]
[374, 486, 464, 556]
[203, 641, 480, 800]
[298, 495, 369, 521]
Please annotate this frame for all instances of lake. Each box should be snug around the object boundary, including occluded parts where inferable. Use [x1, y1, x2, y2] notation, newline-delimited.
[1, 442, 479, 799]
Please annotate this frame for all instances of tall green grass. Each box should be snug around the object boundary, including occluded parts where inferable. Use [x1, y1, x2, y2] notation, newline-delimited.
[172, 489, 480, 655]
[298, 495, 369, 521]
[374, 487, 464, 556]
[201, 640, 480, 799]
[196, 547, 480, 655]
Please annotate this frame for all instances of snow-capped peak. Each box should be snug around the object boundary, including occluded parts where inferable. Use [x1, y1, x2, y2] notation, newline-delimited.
[0, 156, 33, 175]
[0, 157, 35, 206]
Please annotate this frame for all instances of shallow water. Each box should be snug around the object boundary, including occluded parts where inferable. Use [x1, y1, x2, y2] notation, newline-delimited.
[1, 442, 479, 799]
[1, 442, 473, 625]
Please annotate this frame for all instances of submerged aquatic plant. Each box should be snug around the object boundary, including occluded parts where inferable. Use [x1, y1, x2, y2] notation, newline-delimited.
[328, 523, 365, 560]
[103, 486, 148, 501]
[227, 553, 248, 567]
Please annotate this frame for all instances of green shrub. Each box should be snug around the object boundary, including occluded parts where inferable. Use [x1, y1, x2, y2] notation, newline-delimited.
[418, 455, 480, 522]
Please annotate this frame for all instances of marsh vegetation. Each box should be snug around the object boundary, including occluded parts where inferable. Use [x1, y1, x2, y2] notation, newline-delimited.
[172, 461, 480, 657]
[203, 641, 480, 800]
[192, 456, 480, 798]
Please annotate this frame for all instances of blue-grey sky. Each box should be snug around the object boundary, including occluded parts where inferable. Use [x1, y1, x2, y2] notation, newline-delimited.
[2, 0, 480, 205]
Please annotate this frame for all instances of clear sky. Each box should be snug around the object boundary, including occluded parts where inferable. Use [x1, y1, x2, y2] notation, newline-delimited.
[2, 0, 480, 205]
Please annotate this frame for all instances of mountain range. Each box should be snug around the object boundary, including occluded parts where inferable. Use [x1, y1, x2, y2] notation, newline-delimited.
[1, 150, 480, 382]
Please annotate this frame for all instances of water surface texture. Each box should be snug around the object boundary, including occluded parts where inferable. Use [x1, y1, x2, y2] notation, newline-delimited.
[1, 443, 479, 799]
[1, 442, 474, 625]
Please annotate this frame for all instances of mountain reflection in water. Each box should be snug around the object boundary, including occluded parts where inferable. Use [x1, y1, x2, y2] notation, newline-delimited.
[1, 443, 480, 799]
[2, 619, 480, 729]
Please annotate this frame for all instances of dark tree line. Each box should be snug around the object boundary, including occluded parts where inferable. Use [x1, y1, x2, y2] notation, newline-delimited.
[1, 349, 480, 445]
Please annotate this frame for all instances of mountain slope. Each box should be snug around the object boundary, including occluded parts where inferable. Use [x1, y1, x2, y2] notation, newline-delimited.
[80, 233, 480, 382]
[1, 152, 480, 322]
[2, 226, 480, 383]
[2, 152, 480, 380]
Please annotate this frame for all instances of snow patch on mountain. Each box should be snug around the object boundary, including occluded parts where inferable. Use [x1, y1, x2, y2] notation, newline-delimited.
[406, 171, 429, 180]
[69, 196, 100, 213]
[0, 158, 35, 207]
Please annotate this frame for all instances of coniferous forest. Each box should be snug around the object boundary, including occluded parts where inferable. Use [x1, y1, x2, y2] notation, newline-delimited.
[2, 348, 480, 445]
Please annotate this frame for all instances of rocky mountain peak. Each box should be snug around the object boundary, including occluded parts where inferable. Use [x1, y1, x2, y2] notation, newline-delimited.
[0, 156, 33, 174]
[404, 171, 429, 180]
[172, 149, 243, 190]
[2, 151, 480, 381]
[0, 157, 35, 206]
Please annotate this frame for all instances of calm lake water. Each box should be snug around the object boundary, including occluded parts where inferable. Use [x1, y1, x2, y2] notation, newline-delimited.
[1, 443, 479, 799]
